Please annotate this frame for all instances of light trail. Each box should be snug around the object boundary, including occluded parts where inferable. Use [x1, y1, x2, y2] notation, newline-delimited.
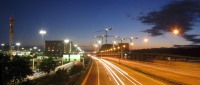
[102, 59, 143, 85]
[92, 56, 123, 85]
[92, 56, 143, 85]
[101, 61, 123, 85]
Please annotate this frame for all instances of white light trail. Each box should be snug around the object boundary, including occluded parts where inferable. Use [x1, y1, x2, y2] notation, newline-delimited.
[92, 57, 143, 85]
[102, 59, 143, 85]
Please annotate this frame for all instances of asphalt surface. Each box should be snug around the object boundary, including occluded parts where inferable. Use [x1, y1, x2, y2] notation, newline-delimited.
[103, 57, 200, 85]
[84, 57, 165, 85]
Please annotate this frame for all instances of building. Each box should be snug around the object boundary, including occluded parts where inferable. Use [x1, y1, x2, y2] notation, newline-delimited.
[45, 40, 77, 57]
[45, 40, 65, 57]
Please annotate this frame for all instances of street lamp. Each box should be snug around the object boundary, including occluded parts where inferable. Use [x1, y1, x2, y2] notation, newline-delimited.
[16, 43, 21, 55]
[74, 44, 78, 53]
[64, 39, 71, 62]
[1, 43, 4, 51]
[16, 43, 21, 50]
[39, 30, 46, 41]
[39, 30, 46, 57]
[39, 29, 46, 50]
[173, 29, 179, 35]
[21, 47, 24, 51]
[143, 38, 149, 43]
[33, 46, 37, 50]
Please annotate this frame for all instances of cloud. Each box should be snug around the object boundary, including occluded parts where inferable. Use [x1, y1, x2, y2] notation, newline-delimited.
[183, 34, 200, 44]
[138, 0, 200, 43]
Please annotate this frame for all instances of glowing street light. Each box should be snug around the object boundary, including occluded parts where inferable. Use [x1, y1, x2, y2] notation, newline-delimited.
[98, 40, 101, 44]
[173, 29, 179, 35]
[130, 42, 134, 46]
[1, 43, 4, 50]
[143, 38, 149, 43]
[16, 43, 21, 50]
[64, 39, 71, 53]
[39, 30, 46, 40]
[74, 44, 78, 47]
[39, 29, 46, 53]
[64, 39, 69, 43]
[113, 40, 117, 44]
[16, 43, 21, 55]
[64, 39, 71, 63]
[33, 46, 37, 50]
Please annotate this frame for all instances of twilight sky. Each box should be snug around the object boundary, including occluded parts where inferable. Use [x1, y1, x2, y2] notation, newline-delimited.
[1, 0, 199, 50]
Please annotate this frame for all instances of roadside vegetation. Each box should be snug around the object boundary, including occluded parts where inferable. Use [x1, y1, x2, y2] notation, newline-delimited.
[20, 55, 91, 85]
[0, 53, 33, 85]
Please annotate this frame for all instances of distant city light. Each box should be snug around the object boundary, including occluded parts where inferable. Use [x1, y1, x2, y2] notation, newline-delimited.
[113, 41, 117, 44]
[98, 40, 101, 44]
[130, 42, 134, 46]
[74, 44, 78, 47]
[123, 45, 126, 48]
[94, 44, 98, 47]
[33, 46, 37, 50]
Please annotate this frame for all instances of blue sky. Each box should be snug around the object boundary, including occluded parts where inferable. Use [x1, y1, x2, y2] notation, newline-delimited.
[1, 0, 197, 50]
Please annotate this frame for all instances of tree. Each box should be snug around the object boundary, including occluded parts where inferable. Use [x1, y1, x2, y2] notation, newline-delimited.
[0, 54, 33, 85]
[10, 56, 33, 84]
[39, 57, 56, 74]
[50, 69, 70, 85]
[69, 64, 83, 76]
[1, 53, 12, 85]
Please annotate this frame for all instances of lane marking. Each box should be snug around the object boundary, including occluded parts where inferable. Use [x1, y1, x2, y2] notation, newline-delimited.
[96, 60, 100, 85]
[109, 77, 111, 81]
[81, 61, 93, 85]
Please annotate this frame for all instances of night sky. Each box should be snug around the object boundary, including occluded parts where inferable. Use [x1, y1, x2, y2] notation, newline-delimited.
[1, 0, 199, 50]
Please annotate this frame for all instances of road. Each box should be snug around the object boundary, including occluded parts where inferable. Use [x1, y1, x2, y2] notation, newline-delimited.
[104, 57, 200, 85]
[83, 56, 165, 85]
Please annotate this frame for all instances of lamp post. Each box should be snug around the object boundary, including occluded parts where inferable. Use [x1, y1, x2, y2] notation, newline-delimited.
[74, 44, 78, 53]
[39, 30, 46, 51]
[120, 39, 125, 63]
[39, 30, 46, 41]
[64, 39, 71, 62]
[1, 43, 4, 51]
[39, 30, 46, 58]
[130, 36, 138, 50]
[16, 43, 21, 55]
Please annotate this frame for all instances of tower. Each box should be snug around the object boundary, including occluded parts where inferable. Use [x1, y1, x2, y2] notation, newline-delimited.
[9, 17, 14, 58]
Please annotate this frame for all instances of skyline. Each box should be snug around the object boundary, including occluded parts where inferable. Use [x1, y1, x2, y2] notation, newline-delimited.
[1, 0, 199, 50]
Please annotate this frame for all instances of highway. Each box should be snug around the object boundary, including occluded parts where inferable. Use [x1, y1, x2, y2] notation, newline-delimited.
[83, 56, 166, 85]
[104, 57, 200, 85]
